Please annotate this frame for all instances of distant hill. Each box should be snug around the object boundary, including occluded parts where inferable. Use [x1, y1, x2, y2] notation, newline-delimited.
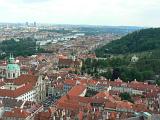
[40, 26, 142, 36]
[93, 28, 160, 83]
[96, 28, 160, 56]
[77, 26, 142, 35]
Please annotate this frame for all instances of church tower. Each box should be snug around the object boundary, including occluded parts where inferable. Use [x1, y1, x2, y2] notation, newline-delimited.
[6, 54, 20, 79]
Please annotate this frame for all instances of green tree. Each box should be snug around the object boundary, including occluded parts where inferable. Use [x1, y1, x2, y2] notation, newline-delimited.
[119, 93, 134, 103]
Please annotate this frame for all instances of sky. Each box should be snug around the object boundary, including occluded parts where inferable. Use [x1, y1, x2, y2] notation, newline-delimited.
[0, 0, 160, 27]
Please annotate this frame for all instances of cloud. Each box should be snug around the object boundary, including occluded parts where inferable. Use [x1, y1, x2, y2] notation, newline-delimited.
[0, 0, 160, 27]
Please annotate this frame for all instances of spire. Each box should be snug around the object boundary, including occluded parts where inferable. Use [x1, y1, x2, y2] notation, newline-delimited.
[11, 53, 13, 59]
[9, 53, 12, 59]
[8, 53, 15, 64]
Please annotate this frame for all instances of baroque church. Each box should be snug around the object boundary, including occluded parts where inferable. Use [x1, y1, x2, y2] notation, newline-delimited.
[0, 55, 46, 103]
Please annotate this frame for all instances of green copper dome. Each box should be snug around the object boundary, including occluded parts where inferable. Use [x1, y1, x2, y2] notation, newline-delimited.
[6, 54, 20, 71]
[7, 64, 20, 71]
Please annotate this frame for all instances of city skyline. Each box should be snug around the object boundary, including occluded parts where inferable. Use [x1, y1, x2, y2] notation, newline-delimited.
[0, 0, 160, 27]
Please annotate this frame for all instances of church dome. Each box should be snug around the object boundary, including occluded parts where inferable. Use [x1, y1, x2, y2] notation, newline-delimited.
[6, 54, 21, 79]
[7, 64, 20, 71]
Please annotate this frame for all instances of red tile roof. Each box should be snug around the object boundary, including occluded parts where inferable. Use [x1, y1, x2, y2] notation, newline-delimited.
[35, 110, 51, 120]
[68, 85, 86, 96]
[132, 104, 149, 112]
[105, 100, 133, 110]
[94, 91, 116, 102]
[3, 108, 30, 118]
[78, 111, 83, 120]
[5, 74, 38, 86]
[105, 100, 116, 109]
[56, 86, 114, 111]
[116, 101, 133, 110]
[128, 80, 158, 92]
[0, 74, 38, 98]
[64, 79, 76, 86]
[64, 78, 99, 86]
[59, 58, 81, 66]
[0, 83, 33, 98]
[56, 85, 91, 111]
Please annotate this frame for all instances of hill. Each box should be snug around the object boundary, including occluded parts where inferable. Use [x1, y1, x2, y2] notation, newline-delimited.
[95, 28, 160, 56]
[85, 28, 160, 83]
[77, 26, 142, 35]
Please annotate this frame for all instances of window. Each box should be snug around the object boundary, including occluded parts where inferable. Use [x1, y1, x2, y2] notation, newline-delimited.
[8, 73, 10, 78]
[13, 73, 15, 78]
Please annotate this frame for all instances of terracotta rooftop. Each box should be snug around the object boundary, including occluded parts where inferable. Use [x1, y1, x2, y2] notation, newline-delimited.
[0, 83, 33, 98]
[132, 104, 149, 112]
[35, 110, 51, 120]
[5, 74, 38, 86]
[105, 100, 116, 109]
[94, 91, 116, 102]
[59, 58, 81, 66]
[3, 108, 30, 118]
[116, 101, 133, 110]
[64, 78, 99, 86]
[67, 85, 86, 96]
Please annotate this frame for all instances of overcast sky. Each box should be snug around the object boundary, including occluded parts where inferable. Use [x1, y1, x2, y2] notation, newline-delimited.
[0, 0, 160, 27]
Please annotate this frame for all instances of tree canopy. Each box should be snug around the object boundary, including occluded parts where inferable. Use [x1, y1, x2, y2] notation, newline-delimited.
[92, 28, 160, 84]
[0, 37, 45, 59]
[95, 28, 160, 56]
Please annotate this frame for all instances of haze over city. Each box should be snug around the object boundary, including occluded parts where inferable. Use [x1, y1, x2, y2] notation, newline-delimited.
[0, 0, 160, 27]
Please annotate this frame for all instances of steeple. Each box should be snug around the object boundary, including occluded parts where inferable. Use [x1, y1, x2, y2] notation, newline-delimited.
[8, 53, 15, 64]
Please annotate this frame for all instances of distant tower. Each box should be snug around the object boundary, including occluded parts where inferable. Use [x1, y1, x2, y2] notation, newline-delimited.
[25, 22, 29, 27]
[6, 54, 20, 79]
[33, 22, 36, 27]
